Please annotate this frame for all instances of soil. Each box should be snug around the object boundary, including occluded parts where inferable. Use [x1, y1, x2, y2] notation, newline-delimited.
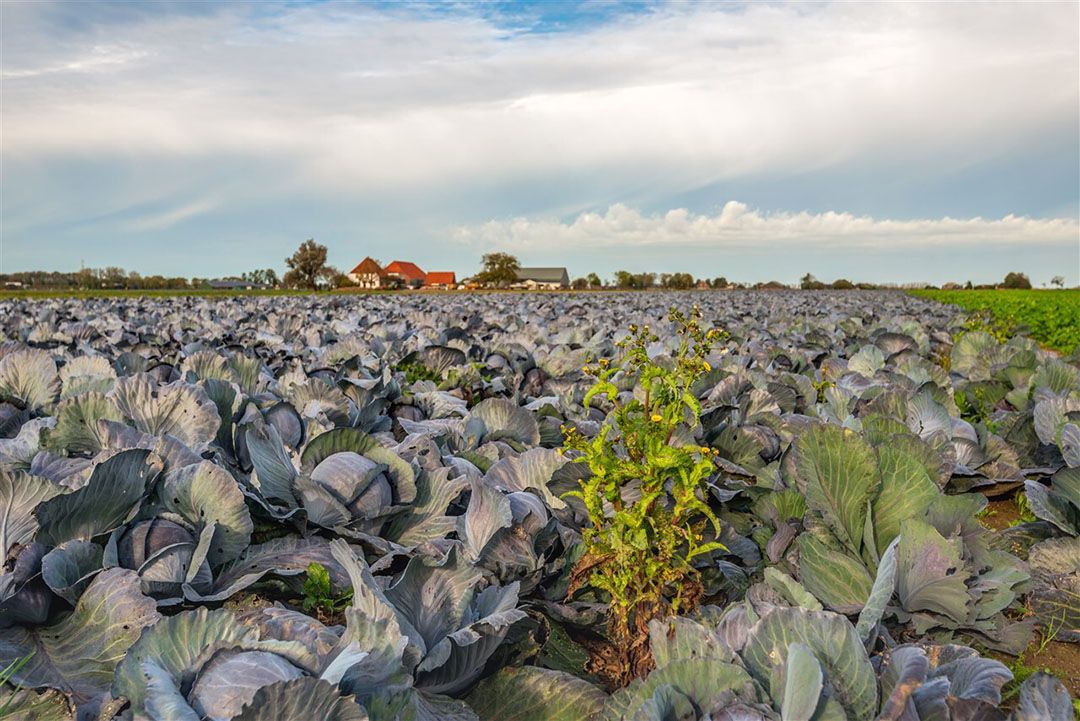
[1024, 641, 1080, 696]
[223, 592, 278, 616]
[948, 493, 1080, 698]
[573, 631, 638, 692]
[977, 497, 1023, 532]
[991, 638, 1080, 699]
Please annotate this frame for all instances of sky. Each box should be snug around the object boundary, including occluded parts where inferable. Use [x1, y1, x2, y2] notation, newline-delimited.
[1, 0, 1078, 286]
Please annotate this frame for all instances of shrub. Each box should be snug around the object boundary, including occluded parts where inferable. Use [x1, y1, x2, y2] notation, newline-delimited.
[1000, 271, 1032, 289]
[563, 306, 726, 684]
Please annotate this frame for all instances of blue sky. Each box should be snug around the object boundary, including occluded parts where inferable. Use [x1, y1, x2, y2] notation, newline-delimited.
[2, 0, 1078, 285]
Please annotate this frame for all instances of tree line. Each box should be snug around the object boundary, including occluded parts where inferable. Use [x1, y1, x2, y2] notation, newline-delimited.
[0, 267, 282, 291]
[2, 238, 1068, 291]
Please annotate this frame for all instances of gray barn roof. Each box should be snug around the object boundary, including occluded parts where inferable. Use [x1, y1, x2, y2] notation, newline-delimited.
[515, 267, 569, 284]
[207, 280, 269, 289]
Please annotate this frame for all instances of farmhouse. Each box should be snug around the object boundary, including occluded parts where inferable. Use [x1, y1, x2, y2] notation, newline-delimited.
[384, 260, 427, 288]
[513, 267, 569, 289]
[425, 271, 456, 288]
[347, 257, 384, 288]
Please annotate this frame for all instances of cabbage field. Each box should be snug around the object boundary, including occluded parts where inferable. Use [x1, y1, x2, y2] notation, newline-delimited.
[0, 291, 1076, 721]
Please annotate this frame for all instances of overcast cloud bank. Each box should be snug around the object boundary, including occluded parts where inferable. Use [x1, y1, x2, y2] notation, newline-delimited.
[1, 1, 1077, 282]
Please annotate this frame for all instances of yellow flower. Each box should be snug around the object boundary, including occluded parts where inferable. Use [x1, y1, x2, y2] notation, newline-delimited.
[702, 361, 711, 371]
[651, 414, 663, 422]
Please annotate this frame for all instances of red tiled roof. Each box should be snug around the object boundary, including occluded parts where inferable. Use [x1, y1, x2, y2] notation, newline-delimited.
[425, 272, 456, 286]
[349, 257, 383, 276]
[384, 260, 426, 282]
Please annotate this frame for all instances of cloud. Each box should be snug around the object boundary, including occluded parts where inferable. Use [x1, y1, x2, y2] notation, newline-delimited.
[2, 1, 1077, 196]
[0, 1, 1076, 281]
[453, 202, 1080, 251]
[124, 198, 219, 232]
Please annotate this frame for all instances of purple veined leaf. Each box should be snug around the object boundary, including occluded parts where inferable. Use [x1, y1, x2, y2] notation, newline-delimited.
[107, 519, 212, 602]
[40, 539, 104, 605]
[0, 347, 60, 412]
[793, 424, 879, 557]
[233, 678, 368, 721]
[188, 648, 305, 721]
[184, 535, 356, 603]
[1, 569, 159, 715]
[113, 608, 255, 715]
[600, 657, 757, 721]
[895, 519, 971, 623]
[1012, 672, 1074, 721]
[156, 460, 254, 565]
[466, 398, 541, 447]
[0, 467, 61, 556]
[0, 543, 53, 627]
[466, 666, 607, 721]
[47, 392, 123, 455]
[484, 447, 569, 510]
[739, 607, 878, 721]
[33, 448, 161, 547]
[58, 355, 117, 400]
[109, 374, 221, 452]
[459, 478, 512, 561]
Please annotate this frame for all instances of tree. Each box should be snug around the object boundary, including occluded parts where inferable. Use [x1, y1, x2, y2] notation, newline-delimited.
[669, 272, 694, 289]
[101, 266, 127, 288]
[571, 277, 589, 290]
[1000, 272, 1032, 289]
[1051, 275, 1065, 289]
[586, 272, 602, 288]
[831, 278, 855, 290]
[800, 273, 825, 290]
[660, 272, 693, 289]
[614, 270, 636, 289]
[242, 268, 280, 286]
[284, 239, 330, 290]
[475, 253, 520, 287]
[711, 277, 728, 289]
[323, 267, 355, 288]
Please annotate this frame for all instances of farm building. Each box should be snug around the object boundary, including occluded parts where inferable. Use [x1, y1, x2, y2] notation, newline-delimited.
[207, 279, 269, 290]
[347, 257, 385, 288]
[384, 260, 427, 288]
[425, 271, 456, 288]
[513, 267, 569, 289]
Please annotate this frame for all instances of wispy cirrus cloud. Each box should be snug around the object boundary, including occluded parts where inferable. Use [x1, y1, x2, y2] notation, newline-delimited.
[124, 198, 219, 232]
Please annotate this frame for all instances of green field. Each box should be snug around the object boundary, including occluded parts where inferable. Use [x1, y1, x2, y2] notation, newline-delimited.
[911, 288, 1080, 354]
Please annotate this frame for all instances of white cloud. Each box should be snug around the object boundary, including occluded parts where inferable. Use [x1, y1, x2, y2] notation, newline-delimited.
[453, 202, 1080, 251]
[125, 198, 218, 232]
[2, 1, 1076, 198]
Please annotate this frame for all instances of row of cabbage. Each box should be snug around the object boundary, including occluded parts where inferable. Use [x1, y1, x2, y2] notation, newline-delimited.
[0, 291, 1075, 721]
